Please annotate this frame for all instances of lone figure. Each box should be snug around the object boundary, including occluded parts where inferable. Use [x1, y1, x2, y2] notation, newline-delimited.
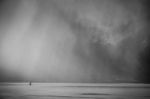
[29, 81, 32, 86]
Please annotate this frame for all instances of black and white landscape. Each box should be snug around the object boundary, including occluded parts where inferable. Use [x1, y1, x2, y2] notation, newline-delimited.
[0, 83, 150, 99]
[0, 0, 150, 99]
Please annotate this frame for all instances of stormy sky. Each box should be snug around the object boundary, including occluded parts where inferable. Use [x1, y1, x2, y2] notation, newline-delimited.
[0, 0, 150, 83]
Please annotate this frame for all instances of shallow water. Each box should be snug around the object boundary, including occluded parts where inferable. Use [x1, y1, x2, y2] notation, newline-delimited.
[0, 83, 150, 99]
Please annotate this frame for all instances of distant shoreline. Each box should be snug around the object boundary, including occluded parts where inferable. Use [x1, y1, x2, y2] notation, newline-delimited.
[0, 82, 150, 88]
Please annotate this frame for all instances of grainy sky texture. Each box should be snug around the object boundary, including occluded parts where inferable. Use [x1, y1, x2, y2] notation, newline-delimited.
[0, 0, 150, 83]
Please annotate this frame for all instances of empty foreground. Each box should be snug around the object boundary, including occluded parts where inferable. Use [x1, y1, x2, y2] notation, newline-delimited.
[0, 83, 150, 99]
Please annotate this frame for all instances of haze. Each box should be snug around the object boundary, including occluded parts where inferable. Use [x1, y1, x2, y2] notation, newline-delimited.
[0, 0, 149, 83]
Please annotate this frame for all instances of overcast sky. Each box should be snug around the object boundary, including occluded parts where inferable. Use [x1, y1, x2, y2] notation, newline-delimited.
[0, 0, 150, 83]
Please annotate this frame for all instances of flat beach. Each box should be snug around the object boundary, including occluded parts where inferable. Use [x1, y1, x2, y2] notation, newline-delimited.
[0, 83, 150, 99]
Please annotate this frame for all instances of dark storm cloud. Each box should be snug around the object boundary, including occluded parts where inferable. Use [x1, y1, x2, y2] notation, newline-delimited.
[64, 0, 148, 82]
[0, 0, 149, 83]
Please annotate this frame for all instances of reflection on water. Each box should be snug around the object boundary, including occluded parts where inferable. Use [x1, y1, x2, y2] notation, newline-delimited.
[0, 83, 150, 99]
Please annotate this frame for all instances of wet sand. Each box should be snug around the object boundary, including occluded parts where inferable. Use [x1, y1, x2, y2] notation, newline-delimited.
[0, 83, 150, 99]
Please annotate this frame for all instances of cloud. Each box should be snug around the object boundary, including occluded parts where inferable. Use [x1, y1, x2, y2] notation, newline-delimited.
[0, 0, 149, 83]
